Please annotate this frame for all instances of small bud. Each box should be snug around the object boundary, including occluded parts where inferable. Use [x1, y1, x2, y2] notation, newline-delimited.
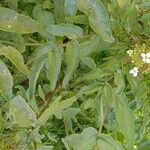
[127, 50, 133, 56]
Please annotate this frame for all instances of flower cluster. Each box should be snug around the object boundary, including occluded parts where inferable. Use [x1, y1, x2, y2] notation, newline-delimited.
[129, 67, 138, 77]
[141, 52, 150, 63]
[127, 44, 150, 77]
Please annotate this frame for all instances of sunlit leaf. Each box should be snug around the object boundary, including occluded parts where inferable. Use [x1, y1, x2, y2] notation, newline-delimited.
[10, 95, 37, 127]
[0, 7, 42, 34]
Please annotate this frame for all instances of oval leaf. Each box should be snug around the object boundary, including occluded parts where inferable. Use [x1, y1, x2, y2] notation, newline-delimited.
[10, 96, 37, 127]
[0, 7, 42, 34]
[47, 23, 83, 39]
[81, 57, 96, 70]
[76, 0, 114, 42]
[65, 0, 77, 16]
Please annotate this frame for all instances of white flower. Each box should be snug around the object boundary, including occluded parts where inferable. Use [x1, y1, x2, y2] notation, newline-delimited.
[146, 52, 150, 63]
[127, 50, 133, 56]
[141, 52, 150, 63]
[129, 67, 138, 77]
[141, 53, 146, 61]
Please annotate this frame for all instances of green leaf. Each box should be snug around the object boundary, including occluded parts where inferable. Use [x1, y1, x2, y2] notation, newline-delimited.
[114, 70, 125, 95]
[138, 141, 150, 150]
[0, 45, 28, 74]
[95, 95, 104, 132]
[54, 0, 65, 23]
[126, 69, 139, 95]
[76, 0, 114, 42]
[33, 4, 55, 41]
[0, 32, 26, 53]
[77, 83, 102, 96]
[33, 4, 55, 26]
[65, 0, 77, 16]
[79, 35, 101, 57]
[81, 57, 96, 70]
[42, 0, 54, 10]
[36, 146, 54, 150]
[62, 108, 80, 132]
[27, 43, 54, 64]
[114, 94, 135, 148]
[0, 60, 13, 99]
[28, 58, 46, 98]
[77, 68, 112, 82]
[47, 23, 83, 39]
[48, 48, 62, 91]
[97, 134, 125, 150]
[0, 7, 42, 34]
[62, 40, 79, 88]
[5, 0, 18, 10]
[102, 83, 114, 105]
[38, 95, 78, 125]
[65, 15, 89, 25]
[82, 98, 95, 110]
[38, 85, 45, 101]
[10, 96, 37, 127]
[30, 127, 44, 143]
[79, 35, 112, 57]
[62, 127, 97, 150]
[23, 0, 36, 2]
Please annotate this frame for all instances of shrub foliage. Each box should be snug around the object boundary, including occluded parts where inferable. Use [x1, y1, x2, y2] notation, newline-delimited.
[0, 0, 150, 149]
